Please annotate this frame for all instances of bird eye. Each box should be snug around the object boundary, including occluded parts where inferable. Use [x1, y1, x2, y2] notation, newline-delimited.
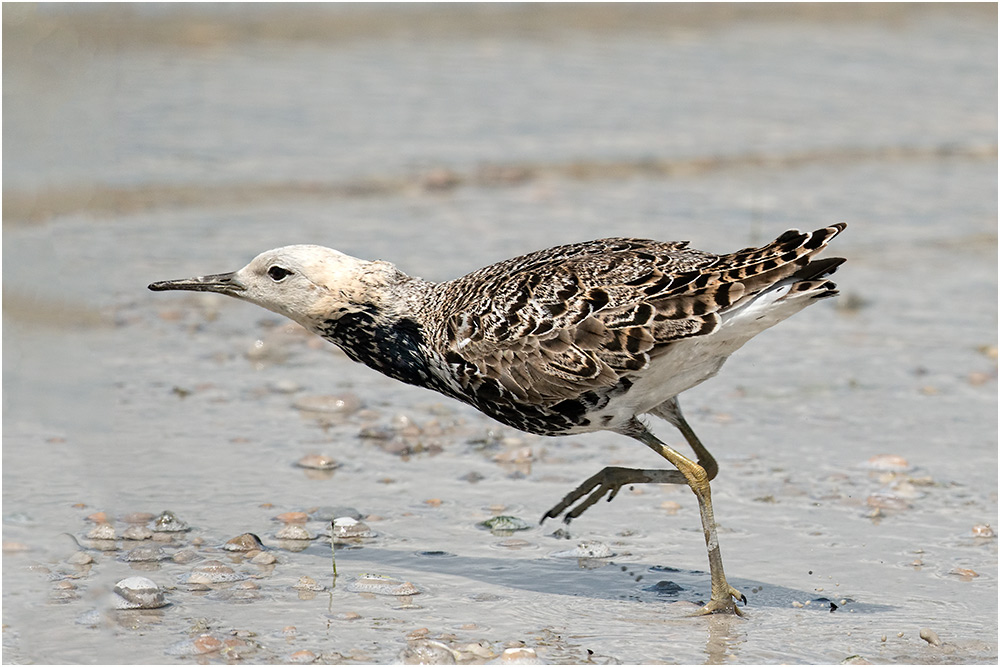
[267, 265, 293, 282]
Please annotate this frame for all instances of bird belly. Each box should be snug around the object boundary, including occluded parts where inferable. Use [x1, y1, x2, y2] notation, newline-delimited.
[576, 342, 734, 433]
[575, 283, 812, 433]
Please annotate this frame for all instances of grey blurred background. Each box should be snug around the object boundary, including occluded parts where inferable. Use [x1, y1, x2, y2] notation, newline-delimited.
[3, 3, 997, 664]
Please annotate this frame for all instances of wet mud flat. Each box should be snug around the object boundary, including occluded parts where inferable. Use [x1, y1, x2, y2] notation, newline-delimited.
[3, 3, 998, 664]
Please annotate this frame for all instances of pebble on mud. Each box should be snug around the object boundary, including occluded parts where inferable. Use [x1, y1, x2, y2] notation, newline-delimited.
[119, 546, 169, 562]
[113, 576, 168, 609]
[347, 573, 421, 596]
[950, 568, 979, 580]
[332, 517, 376, 539]
[67, 551, 94, 565]
[172, 550, 200, 564]
[551, 540, 615, 559]
[864, 454, 911, 471]
[223, 532, 266, 551]
[166, 634, 224, 656]
[276, 524, 313, 540]
[919, 628, 943, 646]
[971, 523, 995, 538]
[332, 611, 362, 621]
[251, 551, 277, 565]
[501, 647, 540, 664]
[288, 649, 318, 664]
[478, 515, 530, 534]
[151, 510, 189, 533]
[456, 641, 496, 660]
[275, 511, 310, 524]
[122, 525, 154, 541]
[183, 560, 246, 585]
[87, 523, 116, 540]
[865, 493, 911, 512]
[293, 576, 325, 592]
[295, 453, 341, 470]
[401, 639, 457, 665]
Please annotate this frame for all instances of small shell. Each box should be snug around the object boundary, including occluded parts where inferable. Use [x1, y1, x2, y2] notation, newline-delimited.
[950, 568, 979, 580]
[865, 494, 911, 511]
[347, 573, 420, 596]
[295, 454, 341, 471]
[118, 546, 169, 562]
[67, 551, 94, 565]
[972, 524, 995, 538]
[400, 639, 457, 665]
[293, 576, 325, 592]
[550, 540, 615, 559]
[172, 550, 200, 564]
[122, 525, 154, 541]
[165, 634, 224, 656]
[332, 517, 375, 539]
[183, 560, 246, 585]
[251, 551, 277, 565]
[87, 523, 116, 540]
[276, 525, 313, 540]
[113, 576, 168, 609]
[501, 647, 540, 664]
[919, 628, 942, 647]
[863, 454, 911, 471]
[478, 516, 530, 533]
[151, 511, 189, 533]
[223, 533, 265, 552]
[287, 650, 318, 664]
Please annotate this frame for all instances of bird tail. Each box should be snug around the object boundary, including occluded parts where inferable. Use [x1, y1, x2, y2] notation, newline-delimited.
[712, 223, 846, 297]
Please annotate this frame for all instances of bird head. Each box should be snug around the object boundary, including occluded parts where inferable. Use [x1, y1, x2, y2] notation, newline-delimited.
[149, 245, 407, 331]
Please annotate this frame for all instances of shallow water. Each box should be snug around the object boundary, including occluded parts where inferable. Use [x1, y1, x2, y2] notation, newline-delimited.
[3, 4, 997, 664]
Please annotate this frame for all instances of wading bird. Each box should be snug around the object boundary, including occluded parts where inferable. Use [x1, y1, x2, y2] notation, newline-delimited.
[150, 223, 846, 614]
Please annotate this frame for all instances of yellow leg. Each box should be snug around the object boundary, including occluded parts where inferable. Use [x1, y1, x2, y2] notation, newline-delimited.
[626, 418, 745, 615]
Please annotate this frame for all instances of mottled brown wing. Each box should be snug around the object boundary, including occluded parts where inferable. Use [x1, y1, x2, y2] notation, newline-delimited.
[435, 226, 844, 405]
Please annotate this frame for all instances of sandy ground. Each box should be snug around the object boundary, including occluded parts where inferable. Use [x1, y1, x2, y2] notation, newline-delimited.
[3, 4, 997, 664]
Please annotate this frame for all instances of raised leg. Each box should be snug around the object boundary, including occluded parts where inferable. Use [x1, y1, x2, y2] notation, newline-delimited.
[542, 397, 720, 524]
[541, 465, 686, 524]
[651, 397, 718, 482]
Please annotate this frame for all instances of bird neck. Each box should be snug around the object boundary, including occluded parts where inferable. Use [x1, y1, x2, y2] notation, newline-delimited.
[316, 277, 449, 392]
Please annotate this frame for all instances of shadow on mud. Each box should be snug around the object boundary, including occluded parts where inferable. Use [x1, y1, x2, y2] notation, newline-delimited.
[306, 543, 891, 614]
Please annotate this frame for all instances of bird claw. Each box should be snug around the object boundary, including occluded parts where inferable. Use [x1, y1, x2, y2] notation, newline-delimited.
[541, 467, 636, 525]
[696, 586, 748, 616]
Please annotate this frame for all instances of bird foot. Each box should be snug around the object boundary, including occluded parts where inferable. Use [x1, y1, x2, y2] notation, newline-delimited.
[697, 586, 748, 616]
[541, 466, 656, 524]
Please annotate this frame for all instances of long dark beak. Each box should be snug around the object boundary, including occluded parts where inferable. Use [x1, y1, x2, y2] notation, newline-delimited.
[148, 271, 245, 295]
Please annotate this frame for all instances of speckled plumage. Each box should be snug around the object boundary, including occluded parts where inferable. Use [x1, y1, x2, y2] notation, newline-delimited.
[150, 223, 847, 615]
[288, 225, 845, 436]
